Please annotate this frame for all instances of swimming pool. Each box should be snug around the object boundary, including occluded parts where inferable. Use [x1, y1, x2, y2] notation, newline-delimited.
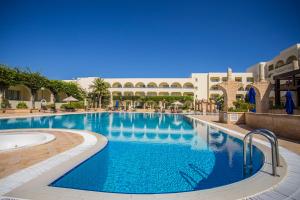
[0, 113, 264, 194]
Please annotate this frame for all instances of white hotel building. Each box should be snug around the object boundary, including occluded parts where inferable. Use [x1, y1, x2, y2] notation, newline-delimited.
[4, 44, 299, 109]
[69, 71, 254, 102]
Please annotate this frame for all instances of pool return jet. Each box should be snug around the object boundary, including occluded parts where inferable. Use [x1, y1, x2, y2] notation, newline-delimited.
[243, 129, 280, 176]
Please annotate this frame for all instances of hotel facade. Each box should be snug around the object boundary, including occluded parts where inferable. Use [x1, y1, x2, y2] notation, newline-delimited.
[3, 44, 300, 109]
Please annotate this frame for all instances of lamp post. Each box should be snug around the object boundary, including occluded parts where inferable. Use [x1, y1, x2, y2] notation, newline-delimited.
[41, 87, 45, 109]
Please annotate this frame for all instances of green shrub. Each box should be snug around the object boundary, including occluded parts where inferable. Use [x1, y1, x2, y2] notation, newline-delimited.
[47, 103, 56, 109]
[228, 99, 255, 112]
[60, 101, 84, 109]
[16, 102, 28, 109]
[1, 98, 11, 109]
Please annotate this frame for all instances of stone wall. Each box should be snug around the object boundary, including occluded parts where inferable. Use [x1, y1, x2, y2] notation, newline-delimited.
[245, 112, 300, 141]
[219, 111, 245, 125]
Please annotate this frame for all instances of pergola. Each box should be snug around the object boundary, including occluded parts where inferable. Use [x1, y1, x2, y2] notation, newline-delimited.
[274, 69, 300, 107]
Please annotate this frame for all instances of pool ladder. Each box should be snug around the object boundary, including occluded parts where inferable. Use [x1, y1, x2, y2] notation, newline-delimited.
[243, 129, 280, 176]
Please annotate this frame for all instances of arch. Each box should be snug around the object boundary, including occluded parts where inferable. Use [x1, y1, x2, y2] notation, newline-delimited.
[135, 91, 145, 96]
[147, 82, 158, 88]
[171, 92, 182, 96]
[268, 64, 274, 71]
[124, 82, 134, 88]
[286, 55, 297, 64]
[147, 92, 157, 96]
[217, 81, 242, 111]
[250, 81, 273, 113]
[104, 82, 111, 87]
[170, 82, 182, 88]
[7, 85, 31, 101]
[35, 88, 52, 102]
[210, 85, 219, 91]
[135, 82, 146, 88]
[112, 82, 122, 88]
[124, 91, 134, 96]
[183, 82, 194, 88]
[159, 92, 169, 96]
[275, 60, 284, 69]
[159, 82, 169, 88]
[112, 91, 122, 96]
[183, 92, 194, 96]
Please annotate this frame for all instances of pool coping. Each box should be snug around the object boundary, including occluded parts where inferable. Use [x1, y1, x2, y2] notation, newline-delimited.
[0, 115, 298, 199]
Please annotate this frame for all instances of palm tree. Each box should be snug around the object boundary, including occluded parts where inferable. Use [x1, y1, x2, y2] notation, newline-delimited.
[89, 78, 109, 109]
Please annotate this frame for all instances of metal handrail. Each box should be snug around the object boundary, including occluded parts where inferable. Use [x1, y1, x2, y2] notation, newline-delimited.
[243, 129, 280, 176]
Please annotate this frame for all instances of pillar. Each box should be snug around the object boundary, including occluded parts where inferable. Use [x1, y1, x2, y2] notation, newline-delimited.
[293, 60, 299, 70]
[275, 79, 280, 107]
[252, 81, 272, 113]
[218, 81, 242, 111]
[259, 63, 265, 81]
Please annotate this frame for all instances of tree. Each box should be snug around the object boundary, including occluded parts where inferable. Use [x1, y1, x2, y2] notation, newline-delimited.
[89, 78, 110, 109]
[0, 65, 18, 107]
[20, 70, 48, 109]
[63, 82, 85, 101]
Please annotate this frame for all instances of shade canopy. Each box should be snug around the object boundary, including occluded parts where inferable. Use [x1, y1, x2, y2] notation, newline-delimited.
[63, 96, 79, 102]
[248, 87, 256, 112]
[285, 91, 295, 114]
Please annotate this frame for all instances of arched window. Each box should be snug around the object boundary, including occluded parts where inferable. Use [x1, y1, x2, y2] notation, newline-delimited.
[286, 55, 297, 64]
[112, 82, 122, 88]
[135, 82, 146, 88]
[210, 85, 219, 91]
[268, 65, 274, 71]
[124, 82, 134, 88]
[183, 82, 194, 88]
[159, 82, 169, 88]
[147, 82, 157, 88]
[275, 60, 284, 69]
[170, 82, 182, 88]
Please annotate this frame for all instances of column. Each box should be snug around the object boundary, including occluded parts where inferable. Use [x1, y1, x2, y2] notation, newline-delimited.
[275, 79, 281, 106]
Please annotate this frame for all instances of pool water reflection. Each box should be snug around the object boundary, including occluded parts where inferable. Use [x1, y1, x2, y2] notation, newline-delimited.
[0, 113, 264, 193]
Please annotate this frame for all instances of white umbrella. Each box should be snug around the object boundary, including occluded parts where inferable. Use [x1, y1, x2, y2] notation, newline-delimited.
[63, 96, 79, 102]
[172, 101, 183, 110]
[63, 96, 79, 104]
[172, 101, 183, 106]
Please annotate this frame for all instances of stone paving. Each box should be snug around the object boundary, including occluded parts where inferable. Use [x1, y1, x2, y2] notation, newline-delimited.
[0, 130, 83, 178]
[192, 115, 300, 155]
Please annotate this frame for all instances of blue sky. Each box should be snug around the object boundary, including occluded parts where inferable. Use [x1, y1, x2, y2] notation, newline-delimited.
[0, 0, 299, 79]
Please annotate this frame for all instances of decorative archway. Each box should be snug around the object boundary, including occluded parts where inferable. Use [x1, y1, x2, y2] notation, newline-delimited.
[7, 85, 31, 101]
[218, 81, 243, 110]
[35, 88, 52, 102]
[251, 81, 273, 113]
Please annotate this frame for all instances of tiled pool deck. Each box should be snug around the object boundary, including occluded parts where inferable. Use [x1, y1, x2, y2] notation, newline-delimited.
[0, 113, 299, 200]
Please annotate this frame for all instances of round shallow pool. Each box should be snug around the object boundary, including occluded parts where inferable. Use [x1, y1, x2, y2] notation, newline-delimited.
[0, 132, 55, 152]
[0, 113, 264, 194]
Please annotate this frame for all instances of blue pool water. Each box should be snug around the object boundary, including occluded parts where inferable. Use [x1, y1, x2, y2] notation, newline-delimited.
[0, 113, 264, 193]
